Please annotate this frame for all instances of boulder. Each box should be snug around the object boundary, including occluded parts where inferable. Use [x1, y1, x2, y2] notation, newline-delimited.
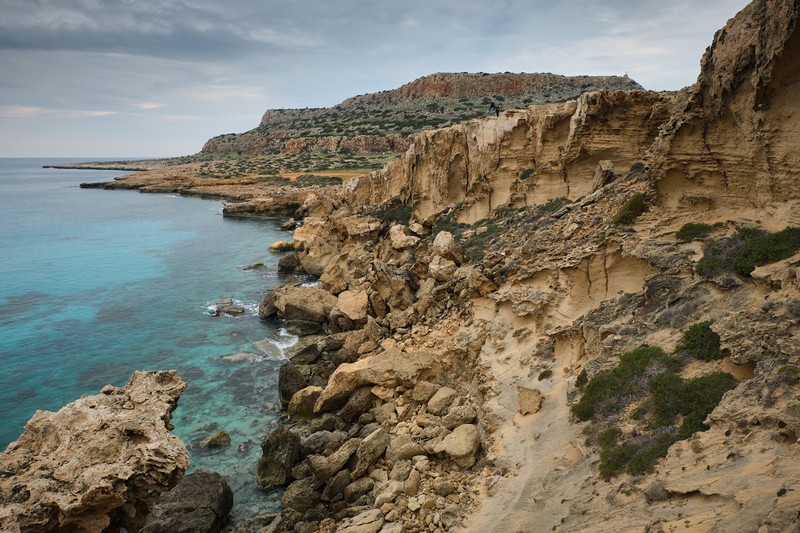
[337, 508, 384, 533]
[351, 428, 391, 478]
[269, 240, 296, 252]
[277, 253, 303, 274]
[286, 335, 323, 365]
[338, 386, 376, 423]
[334, 289, 370, 325]
[140, 471, 233, 533]
[432, 230, 464, 263]
[257, 428, 300, 489]
[385, 435, 426, 462]
[204, 430, 231, 449]
[442, 405, 477, 429]
[433, 424, 481, 467]
[517, 386, 544, 415]
[322, 469, 351, 502]
[373, 480, 404, 507]
[0, 371, 188, 533]
[278, 362, 309, 409]
[288, 386, 323, 419]
[390, 224, 421, 250]
[429, 255, 458, 282]
[427, 386, 459, 416]
[314, 349, 440, 413]
[343, 477, 375, 503]
[301, 430, 348, 456]
[285, 319, 323, 336]
[307, 438, 362, 486]
[341, 215, 382, 239]
[281, 477, 320, 513]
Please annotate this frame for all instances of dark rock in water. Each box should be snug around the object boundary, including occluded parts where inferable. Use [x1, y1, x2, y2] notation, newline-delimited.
[259, 291, 280, 319]
[278, 362, 309, 409]
[257, 428, 301, 489]
[280, 218, 298, 231]
[243, 262, 266, 270]
[278, 253, 303, 274]
[140, 470, 233, 533]
[221, 305, 246, 316]
[205, 430, 231, 449]
[285, 319, 323, 336]
[287, 335, 323, 365]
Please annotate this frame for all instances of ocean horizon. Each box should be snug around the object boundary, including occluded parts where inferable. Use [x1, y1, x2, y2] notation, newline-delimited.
[0, 157, 291, 521]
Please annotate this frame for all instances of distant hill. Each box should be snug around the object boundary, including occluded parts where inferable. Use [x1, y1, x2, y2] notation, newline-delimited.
[201, 72, 642, 157]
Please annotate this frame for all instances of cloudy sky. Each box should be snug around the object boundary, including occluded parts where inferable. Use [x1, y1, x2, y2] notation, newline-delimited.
[0, 0, 750, 158]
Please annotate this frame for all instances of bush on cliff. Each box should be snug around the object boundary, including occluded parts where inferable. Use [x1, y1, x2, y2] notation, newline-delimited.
[676, 320, 721, 361]
[696, 226, 800, 277]
[676, 222, 713, 242]
[611, 193, 646, 225]
[575, 329, 737, 478]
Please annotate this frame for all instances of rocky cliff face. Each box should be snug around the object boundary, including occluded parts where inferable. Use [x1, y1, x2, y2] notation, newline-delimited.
[651, 0, 800, 226]
[0, 371, 188, 532]
[253, 1, 800, 532]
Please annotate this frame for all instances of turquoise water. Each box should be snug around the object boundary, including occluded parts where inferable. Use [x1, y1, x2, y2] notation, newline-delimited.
[0, 158, 291, 520]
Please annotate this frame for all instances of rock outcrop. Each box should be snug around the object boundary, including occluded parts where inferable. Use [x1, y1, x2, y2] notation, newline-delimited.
[140, 471, 233, 533]
[0, 371, 188, 533]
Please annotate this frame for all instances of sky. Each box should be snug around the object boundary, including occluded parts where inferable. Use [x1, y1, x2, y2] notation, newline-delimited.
[0, 0, 751, 158]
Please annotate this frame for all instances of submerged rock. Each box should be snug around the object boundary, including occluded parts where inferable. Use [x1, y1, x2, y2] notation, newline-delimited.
[0, 370, 188, 532]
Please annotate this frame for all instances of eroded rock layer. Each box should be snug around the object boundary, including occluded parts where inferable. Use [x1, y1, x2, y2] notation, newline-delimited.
[0, 371, 188, 533]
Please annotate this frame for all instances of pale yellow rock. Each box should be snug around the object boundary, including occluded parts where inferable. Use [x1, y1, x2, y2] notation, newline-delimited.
[517, 386, 544, 415]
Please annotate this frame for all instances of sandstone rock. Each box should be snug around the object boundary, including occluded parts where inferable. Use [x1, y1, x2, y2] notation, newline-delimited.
[442, 405, 477, 429]
[404, 469, 421, 496]
[280, 218, 298, 230]
[338, 386, 377, 423]
[517, 386, 544, 415]
[308, 438, 362, 485]
[373, 480, 405, 507]
[337, 508, 384, 533]
[432, 231, 464, 263]
[433, 424, 480, 467]
[390, 224, 421, 250]
[389, 460, 412, 481]
[322, 469, 352, 502]
[288, 386, 324, 419]
[140, 471, 233, 533]
[351, 428, 391, 478]
[270, 240, 296, 252]
[335, 289, 370, 324]
[411, 380, 441, 402]
[258, 428, 300, 489]
[386, 435, 426, 462]
[429, 255, 458, 281]
[301, 430, 348, 456]
[281, 477, 320, 513]
[0, 371, 188, 533]
[285, 319, 323, 336]
[591, 159, 616, 192]
[344, 477, 375, 503]
[315, 349, 440, 413]
[277, 286, 338, 325]
[427, 386, 459, 416]
[342, 215, 382, 238]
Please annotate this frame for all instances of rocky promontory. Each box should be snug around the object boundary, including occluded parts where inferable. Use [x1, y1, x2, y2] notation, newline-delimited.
[0, 371, 189, 532]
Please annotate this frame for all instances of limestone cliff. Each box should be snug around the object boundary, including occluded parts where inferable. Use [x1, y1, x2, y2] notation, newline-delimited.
[0, 371, 188, 533]
[255, 0, 800, 531]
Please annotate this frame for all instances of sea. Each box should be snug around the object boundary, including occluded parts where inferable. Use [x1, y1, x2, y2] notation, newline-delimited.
[0, 157, 294, 521]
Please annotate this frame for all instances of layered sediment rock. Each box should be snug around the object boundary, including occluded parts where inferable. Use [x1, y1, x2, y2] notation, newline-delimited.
[0, 371, 188, 532]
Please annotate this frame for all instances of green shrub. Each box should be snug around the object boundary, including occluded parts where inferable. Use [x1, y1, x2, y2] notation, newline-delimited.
[677, 320, 721, 361]
[626, 431, 679, 476]
[575, 368, 588, 388]
[571, 346, 678, 421]
[536, 197, 570, 216]
[519, 168, 535, 180]
[612, 193, 646, 225]
[369, 197, 412, 226]
[462, 220, 503, 263]
[538, 369, 553, 381]
[678, 372, 737, 437]
[733, 227, 800, 275]
[676, 223, 713, 242]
